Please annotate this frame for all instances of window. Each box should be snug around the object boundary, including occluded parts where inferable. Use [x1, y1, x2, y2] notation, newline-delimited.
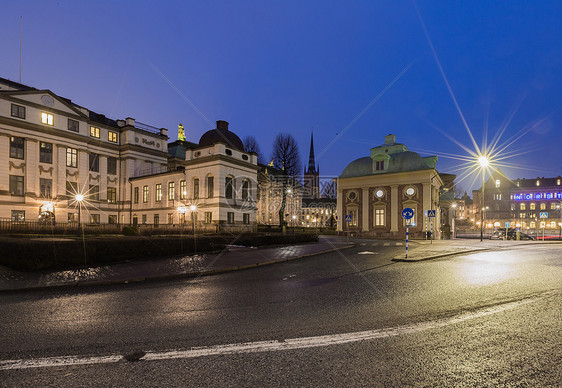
[225, 177, 234, 199]
[142, 215, 147, 224]
[167, 213, 174, 225]
[530, 203, 536, 210]
[536, 180, 540, 186]
[540, 203, 546, 210]
[107, 157, 117, 175]
[557, 179, 561, 186]
[39, 142, 52, 163]
[66, 181, 78, 197]
[68, 119, 79, 132]
[108, 215, 117, 224]
[108, 131, 118, 143]
[89, 153, 99, 172]
[519, 213, 526, 219]
[205, 212, 212, 224]
[66, 148, 78, 168]
[495, 180, 500, 188]
[41, 112, 54, 126]
[551, 221, 556, 228]
[39, 178, 52, 198]
[243, 213, 250, 224]
[68, 213, 77, 222]
[180, 180, 187, 200]
[207, 176, 214, 198]
[10, 137, 24, 159]
[134, 187, 139, 204]
[225, 149, 232, 155]
[520, 203, 526, 210]
[107, 187, 116, 204]
[494, 194, 502, 200]
[9, 175, 24, 196]
[143, 185, 149, 203]
[375, 161, 384, 171]
[155, 184, 162, 202]
[89, 185, 99, 201]
[90, 214, 100, 225]
[168, 182, 175, 201]
[193, 178, 199, 199]
[511, 204, 516, 211]
[11, 104, 25, 119]
[154, 214, 159, 226]
[551, 203, 557, 210]
[375, 208, 385, 226]
[375, 189, 384, 199]
[11, 210, 25, 221]
[405, 187, 415, 196]
[227, 212, 235, 224]
[530, 221, 536, 228]
[90, 126, 100, 138]
[242, 180, 249, 200]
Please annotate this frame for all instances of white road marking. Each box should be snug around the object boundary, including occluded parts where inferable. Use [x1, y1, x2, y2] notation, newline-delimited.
[396, 243, 403, 246]
[0, 292, 553, 371]
[383, 242, 390, 246]
[357, 251, 378, 255]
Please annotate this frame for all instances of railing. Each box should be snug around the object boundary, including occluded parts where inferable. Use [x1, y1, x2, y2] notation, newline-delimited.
[135, 121, 162, 135]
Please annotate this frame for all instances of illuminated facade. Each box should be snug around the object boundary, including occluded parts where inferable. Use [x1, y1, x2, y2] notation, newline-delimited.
[473, 173, 562, 231]
[256, 165, 302, 225]
[0, 77, 168, 224]
[337, 134, 443, 238]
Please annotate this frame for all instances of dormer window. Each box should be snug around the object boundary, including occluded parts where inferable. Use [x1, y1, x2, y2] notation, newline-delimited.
[536, 180, 540, 186]
[375, 161, 384, 171]
[557, 179, 561, 186]
[495, 179, 500, 188]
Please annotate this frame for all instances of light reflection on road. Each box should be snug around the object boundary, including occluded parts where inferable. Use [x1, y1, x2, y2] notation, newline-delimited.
[456, 252, 516, 286]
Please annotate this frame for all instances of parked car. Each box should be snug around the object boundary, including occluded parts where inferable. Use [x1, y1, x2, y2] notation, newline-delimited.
[490, 229, 534, 240]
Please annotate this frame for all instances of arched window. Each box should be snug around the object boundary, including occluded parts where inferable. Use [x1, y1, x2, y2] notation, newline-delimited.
[242, 180, 250, 200]
[207, 175, 214, 198]
[225, 176, 234, 199]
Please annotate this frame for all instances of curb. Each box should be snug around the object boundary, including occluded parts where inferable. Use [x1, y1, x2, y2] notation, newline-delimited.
[392, 248, 490, 262]
[0, 244, 357, 293]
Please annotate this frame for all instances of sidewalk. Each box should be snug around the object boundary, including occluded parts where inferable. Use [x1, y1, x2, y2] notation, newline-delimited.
[0, 240, 354, 292]
[392, 238, 559, 262]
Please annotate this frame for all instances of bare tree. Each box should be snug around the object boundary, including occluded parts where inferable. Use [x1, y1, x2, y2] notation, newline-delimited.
[271, 133, 301, 228]
[243, 136, 265, 164]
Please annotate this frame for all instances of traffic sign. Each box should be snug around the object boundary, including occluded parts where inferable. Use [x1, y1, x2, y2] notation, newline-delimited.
[539, 212, 548, 218]
[344, 214, 352, 222]
[505, 222, 509, 228]
[427, 210, 436, 217]
[402, 208, 414, 220]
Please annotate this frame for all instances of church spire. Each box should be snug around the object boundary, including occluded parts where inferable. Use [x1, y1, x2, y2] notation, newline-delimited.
[307, 130, 316, 174]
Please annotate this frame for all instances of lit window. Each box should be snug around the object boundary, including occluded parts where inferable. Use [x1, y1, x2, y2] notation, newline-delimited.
[205, 212, 212, 224]
[168, 182, 175, 201]
[495, 179, 500, 188]
[108, 131, 118, 143]
[107, 187, 116, 203]
[540, 203, 546, 210]
[143, 185, 149, 203]
[155, 184, 162, 202]
[374, 208, 385, 226]
[557, 179, 561, 185]
[90, 126, 100, 138]
[530, 203, 535, 210]
[530, 221, 536, 228]
[551, 203, 557, 210]
[180, 180, 186, 200]
[536, 180, 540, 186]
[66, 148, 78, 167]
[520, 203, 526, 210]
[41, 112, 54, 126]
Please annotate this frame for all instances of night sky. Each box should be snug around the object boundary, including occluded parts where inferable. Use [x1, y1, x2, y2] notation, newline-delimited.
[2, 1, 561, 192]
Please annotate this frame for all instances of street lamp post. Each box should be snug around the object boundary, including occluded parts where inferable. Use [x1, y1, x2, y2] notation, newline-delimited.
[75, 194, 84, 236]
[451, 203, 457, 239]
[478, 155, 489, 241]
[190, 205, 197, 254]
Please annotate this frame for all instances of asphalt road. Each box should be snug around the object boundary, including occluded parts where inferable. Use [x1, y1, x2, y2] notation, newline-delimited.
[1, 240, 560, 386]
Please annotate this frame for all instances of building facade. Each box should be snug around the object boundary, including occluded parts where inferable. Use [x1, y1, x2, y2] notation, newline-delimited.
[473, 172, 562, 233]
[1, 77, 167, 225]
[337, 134, 443, 238]
[256, 164, 302, 226]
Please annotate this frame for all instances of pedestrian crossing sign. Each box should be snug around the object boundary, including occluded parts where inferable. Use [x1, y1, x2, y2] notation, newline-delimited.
[427, 210, 436, 217]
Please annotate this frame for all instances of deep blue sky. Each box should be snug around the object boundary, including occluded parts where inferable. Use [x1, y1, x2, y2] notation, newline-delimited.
[2, 1, 561, 192]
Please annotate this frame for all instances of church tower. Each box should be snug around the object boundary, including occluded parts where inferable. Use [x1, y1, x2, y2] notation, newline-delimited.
[303, 131, 320, 199]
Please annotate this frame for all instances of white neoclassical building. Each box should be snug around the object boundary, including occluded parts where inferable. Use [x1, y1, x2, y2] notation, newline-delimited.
[0, 77, 168, 225]
[337, 134, 443, 238]
[0, 77, 258, 230]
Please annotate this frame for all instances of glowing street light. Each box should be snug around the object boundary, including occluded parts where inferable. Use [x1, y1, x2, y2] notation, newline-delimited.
[190, 205, 197, 254]
[75, 194, 84, 236]
[478, 154, 489, 242]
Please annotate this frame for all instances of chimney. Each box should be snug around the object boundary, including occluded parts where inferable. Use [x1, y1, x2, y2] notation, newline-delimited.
[385, 134, 396, 144]
[126, 117, 135, 127]
[117, 119, 126, 127]
[216, 120, 229, 132]
[160, 128, 168, 137]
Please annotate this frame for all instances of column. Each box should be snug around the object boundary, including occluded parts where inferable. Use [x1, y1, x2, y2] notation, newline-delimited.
[336, 186, 343, 232]
[362, 187, 369, 232]
[390, 184, 399, 232]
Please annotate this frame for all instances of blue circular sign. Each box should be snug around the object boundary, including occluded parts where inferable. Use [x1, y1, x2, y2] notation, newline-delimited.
[402, 208, 414, 220]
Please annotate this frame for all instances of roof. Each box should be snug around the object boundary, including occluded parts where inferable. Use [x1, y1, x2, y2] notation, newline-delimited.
[0, 77, 36, 91]
[339, 151, 434, 178]
[89, 111, 118, 128]
[199, 120, 244, 152]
